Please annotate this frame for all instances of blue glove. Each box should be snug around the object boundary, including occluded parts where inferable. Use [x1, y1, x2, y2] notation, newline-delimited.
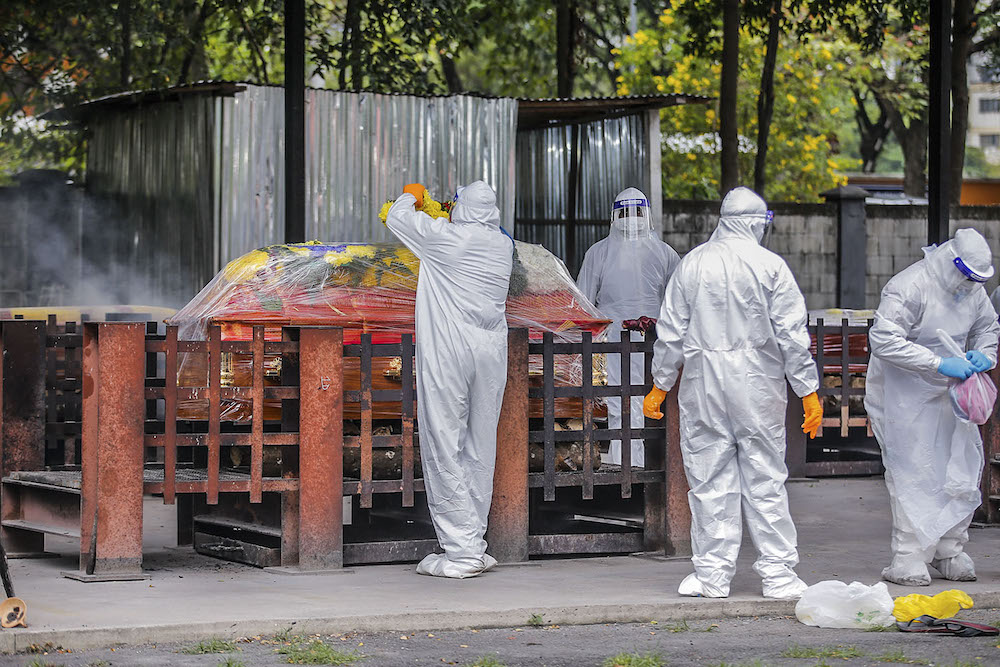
[966, 350, 992, 373]
[939, 357, 976, 379]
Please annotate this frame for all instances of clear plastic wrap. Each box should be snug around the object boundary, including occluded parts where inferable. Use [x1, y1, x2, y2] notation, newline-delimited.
[169, 240, 611, 421]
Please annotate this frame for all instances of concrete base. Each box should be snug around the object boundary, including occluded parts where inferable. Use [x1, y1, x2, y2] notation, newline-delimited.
[60, 570, 151, 583]
[263, 566, 355, 576]
[6, 551, 60, 560]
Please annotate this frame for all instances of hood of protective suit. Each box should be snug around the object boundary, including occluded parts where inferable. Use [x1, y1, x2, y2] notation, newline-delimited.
[611, 187, 653, 240]
[451, 180, 501, 227]
[923, 228, 994, 302]
[710, 187, 770, 243]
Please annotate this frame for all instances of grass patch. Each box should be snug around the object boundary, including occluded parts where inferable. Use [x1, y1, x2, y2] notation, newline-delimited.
[602, 651, 664, 667]
[527, 613, 545, 627]
[26, 661, 64, 667]
[781, 644, 863, 659]
[864, 624, 898, 632]
[274, 626, 297, 643]
[88, 662, 110, 667]
[705, 661, 767, 667]
[182, 638, 240, 654]
[217, 659, 248, 667]
[464, 657, 507, 667]
[278, 639, 360, 665]
[666, 620, 690, 633]
[874, 650, 926, 664]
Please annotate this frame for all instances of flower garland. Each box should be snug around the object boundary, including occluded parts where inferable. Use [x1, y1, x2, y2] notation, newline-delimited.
[379, 188, 454, 224]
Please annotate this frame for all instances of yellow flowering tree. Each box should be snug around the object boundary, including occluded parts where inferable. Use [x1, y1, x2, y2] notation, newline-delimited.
[615, 6, 859, 202]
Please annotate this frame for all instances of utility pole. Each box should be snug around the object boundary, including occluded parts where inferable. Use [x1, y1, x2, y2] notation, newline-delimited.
[284, 0, 306, 243]
[927, 0, 951, 244]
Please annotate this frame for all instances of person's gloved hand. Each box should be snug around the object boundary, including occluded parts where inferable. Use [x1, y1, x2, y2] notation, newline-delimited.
[966, 350, 992, 373]
[403, 183, 425, 209]
[939, 357, 976, 379]
[802, 392, 822, 439]
[643, 386, 667, 420]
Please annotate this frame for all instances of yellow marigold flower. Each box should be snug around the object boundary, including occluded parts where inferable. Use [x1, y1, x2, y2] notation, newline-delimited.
[830, 106, 840, 115]
[836, 62, 846, 71]
[803, 162, 815, 172]
[827, 159, 838, 169]
[705, 109, 716, 121]
[786, 93, 797, 105]
[379, 200, 392, 223]
[635, 31, 649, 45]
[224, 249, 269, 283]
[659, 13, 675, 26]
[686, 153, 697, 161]
[821, 48, 833, 60]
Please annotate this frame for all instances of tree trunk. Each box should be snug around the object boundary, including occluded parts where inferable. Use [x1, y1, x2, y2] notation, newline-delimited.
[556, 0, 577, 97]
[119, 0, 131, 88]
[882, 94, 928, 198]
[720, 0, 740, 195]
[339, 0, 362, 89]
[854, 91, 892, 173]
[439, 51, 463, 93]
[752, 0, 781, 197]
[179, 0, 214, 85]
[950, 0, 975, 205]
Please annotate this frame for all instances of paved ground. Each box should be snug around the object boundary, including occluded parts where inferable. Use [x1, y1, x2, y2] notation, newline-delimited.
[6, 612, 1000, 666]
[4, 478, 1000, 658]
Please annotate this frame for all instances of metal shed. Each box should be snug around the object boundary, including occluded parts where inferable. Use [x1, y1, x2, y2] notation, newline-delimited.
[48, 83, 707, 302]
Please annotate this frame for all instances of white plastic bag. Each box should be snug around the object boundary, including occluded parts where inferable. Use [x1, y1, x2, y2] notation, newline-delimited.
[795, 580, 895, 629]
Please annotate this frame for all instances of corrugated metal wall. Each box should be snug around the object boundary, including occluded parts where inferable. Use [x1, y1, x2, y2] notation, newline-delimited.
[217, 86, 518, 264]
[87, 96, 216, 305]
[87, 86, 517, 301]
[514, 114, 650, 276]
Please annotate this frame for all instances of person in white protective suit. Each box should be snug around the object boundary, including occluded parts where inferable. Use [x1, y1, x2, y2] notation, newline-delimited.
[865, 228, 999, 586]
[385, 181, 513, 579]
[642, 187, 823, 599]
[577, 188, 680, 467]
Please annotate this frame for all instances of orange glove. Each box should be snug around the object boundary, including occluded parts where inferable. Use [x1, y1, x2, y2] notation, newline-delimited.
[802, 392, 822, 439]
[403, 183, 424, 209]
[643, 386, 668, 420]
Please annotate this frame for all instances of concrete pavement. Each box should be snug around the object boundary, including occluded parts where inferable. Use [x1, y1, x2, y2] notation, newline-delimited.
[4, 478, 1000, 654]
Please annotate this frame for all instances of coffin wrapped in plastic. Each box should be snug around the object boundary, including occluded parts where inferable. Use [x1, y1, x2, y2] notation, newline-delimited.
[169, 241, 612, 421]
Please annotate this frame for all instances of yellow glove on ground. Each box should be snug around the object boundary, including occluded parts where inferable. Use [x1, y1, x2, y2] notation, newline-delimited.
[802, 392, 822, 439]
[643, 386, 668, 420]
[403, 183, 425, 209]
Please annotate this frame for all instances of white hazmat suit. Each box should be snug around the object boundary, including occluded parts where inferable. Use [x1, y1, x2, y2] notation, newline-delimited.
[386, 181, 513, 579]
[577, 188, 680, 467]
[649, 187, 819, 599]
[865, 228, 999, 586]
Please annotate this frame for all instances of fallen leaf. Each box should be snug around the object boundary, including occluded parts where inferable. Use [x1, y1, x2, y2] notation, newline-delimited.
[460, 644, 469, 648]
[428, 634, 435, 638]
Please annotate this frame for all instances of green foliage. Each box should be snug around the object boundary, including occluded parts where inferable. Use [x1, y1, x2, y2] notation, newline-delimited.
[527, 613, 545, 627]
[182, 638, 240, 654]
[25, 660, 64, 667]
[615, 3, 858, 201]
[277, 639, 361, 665]
[464, 657, 508, 667]
[602, 652, 665, 667]
[217, 659, 248, 667]
[781, 644, 864, 659]
[875, 649, 926, 664]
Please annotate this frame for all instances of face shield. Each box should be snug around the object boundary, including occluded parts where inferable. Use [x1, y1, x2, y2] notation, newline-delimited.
[758, 210, 775, 247]
[611, 195, 652, 240]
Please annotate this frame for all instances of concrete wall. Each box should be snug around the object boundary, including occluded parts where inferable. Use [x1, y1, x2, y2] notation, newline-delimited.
[662, 199, 1000, 310]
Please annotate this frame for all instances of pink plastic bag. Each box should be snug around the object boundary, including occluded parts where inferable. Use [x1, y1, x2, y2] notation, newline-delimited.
[937, 329, 998, 425]
[949, 372, 997, 425]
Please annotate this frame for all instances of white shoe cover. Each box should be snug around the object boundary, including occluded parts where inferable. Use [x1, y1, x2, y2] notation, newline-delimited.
[678, 572, 729, 598]
[882, 561, 931, 586]
[415, 553, 486, 579]
[762, 573, 808, 600]
[932, 553, 977, 581]
[482, 554, 498, 572]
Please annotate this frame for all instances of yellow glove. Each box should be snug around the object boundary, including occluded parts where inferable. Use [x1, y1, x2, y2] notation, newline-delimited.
[802, 392, 822, 439]
[403, 183, 425, 209]
[643, 386, 668, 420]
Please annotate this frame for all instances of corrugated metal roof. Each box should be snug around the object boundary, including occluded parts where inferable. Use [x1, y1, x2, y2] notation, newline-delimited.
[44, 81, 712, 128]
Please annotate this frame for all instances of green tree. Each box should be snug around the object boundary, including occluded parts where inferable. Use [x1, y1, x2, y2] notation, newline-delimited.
[616, 5, 858, 202]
